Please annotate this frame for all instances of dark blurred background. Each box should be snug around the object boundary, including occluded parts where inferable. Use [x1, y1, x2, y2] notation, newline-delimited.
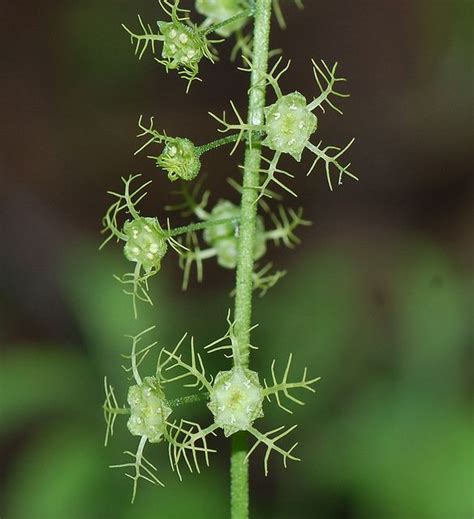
[0, 1, 473, 518]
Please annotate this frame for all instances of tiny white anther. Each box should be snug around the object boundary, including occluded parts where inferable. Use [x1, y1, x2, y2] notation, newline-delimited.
[169, 29, 177, 39]
[144, 225, 152, 233]
[149, 243, 159, 253]
[179, 33, 189, 44]
[132, 247, 140, 255]
[224, 382, 231, 391]
[273, 112, 281, 120]
[187, 49, 196, 58]
[146, 252, 154, 260]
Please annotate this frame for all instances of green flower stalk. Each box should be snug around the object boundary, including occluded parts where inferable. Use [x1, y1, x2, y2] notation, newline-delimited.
[102, 0, 357, 516]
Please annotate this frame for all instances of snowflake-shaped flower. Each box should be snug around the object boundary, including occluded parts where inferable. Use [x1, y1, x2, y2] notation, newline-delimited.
[211, 57, 358, 196]
[162, 316, 320, 475]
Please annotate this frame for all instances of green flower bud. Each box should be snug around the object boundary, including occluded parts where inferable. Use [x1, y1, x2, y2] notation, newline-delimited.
[203, 200, 266, 269]
[208, 367, 264, 436]
[263, 91, 318, 161]
[203, 200, 239, 243]
[123, 217, 168, 271]
[156, 137, 201, 181]
[159, 21, 205, 71]
[127, 377, 172, 443]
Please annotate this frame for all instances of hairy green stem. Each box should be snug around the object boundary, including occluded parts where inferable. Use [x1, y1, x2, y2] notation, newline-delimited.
[197, 134, 240, 154]
[231, 1, 272, 518]
[197, 132, 265, 155]
[203, 10, 255, 37]
[167, 393, 209, 408]
[168, 217, 240, 237]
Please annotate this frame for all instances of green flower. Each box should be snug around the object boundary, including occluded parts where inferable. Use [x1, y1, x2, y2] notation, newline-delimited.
[156, 137, 201, 181]
[263, 91, 318, 161]
[159, 21, 205, 72]
[203, 200, 266, 268]
[208, 367, 264, 436]
[123, 217, 168, 271]
[127, 377, 172, 443]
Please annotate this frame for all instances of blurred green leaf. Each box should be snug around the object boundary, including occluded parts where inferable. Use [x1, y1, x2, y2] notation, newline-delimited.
[5, 424, 105, 519]
[315, 389, 473, 519]
[58, 0, 151, 94]
[255, 246, 364, 378]
[128, 468, 228, 519]
[0, 347, 92, 437]
[393, 242, 470, 389]
[60, 244, 175, 378]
